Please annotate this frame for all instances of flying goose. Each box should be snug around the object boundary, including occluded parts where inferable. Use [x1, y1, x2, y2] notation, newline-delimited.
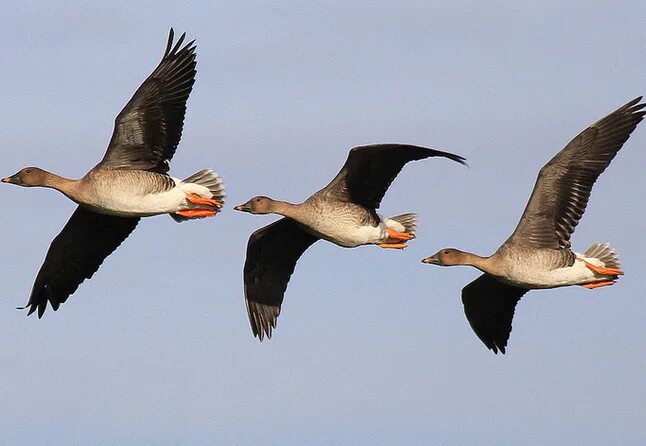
[423, 97, 645, 353]
[235, 144, 466, 340]
[2, 29, 225, 317]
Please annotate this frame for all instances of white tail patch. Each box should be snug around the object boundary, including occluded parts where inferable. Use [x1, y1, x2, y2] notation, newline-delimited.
[170, 169, 225, 223]
[584, 242, 621, 270]
[183, 168, 226, 203]
[386, 213, 417, 237]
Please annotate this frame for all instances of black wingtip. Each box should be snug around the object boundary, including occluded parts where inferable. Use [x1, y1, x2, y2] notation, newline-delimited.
[17, 299, 54, 318]
[626, 95, 643, 107]
[171, 32, 187, 55]
[616, 96, 646, 115]
[434, 150, 468, 167]
[165, 28, 175, 56]
[164, 28, 195, 58]
[16, 302, 40, 317]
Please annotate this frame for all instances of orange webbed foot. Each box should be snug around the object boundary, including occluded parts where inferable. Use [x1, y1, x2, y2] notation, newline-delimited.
[185, 193, 222, 208]
[582, 280, 616, 289]
[579, 258, 624, 276]
[386, 228, 414, 242]
[175, 209, 217, 219]
[378, 242, 407, 250]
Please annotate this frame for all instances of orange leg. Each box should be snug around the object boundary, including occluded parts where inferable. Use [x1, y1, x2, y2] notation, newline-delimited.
[378, 242, 407, 249]
[386, 228, 414, 241]
[175, 209, 217, 219]
[186, 193, 222, 208]
[582, 281, 616, 289]
[578, 258, 624, 276]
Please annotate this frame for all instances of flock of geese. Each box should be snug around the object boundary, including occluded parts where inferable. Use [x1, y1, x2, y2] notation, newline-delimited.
[4, 30, 643, 354]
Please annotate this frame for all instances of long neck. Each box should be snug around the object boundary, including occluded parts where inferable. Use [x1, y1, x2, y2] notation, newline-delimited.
[40, 172, 80, 199]
[269, 200, 300, 219]
[458, 251, 499, 275]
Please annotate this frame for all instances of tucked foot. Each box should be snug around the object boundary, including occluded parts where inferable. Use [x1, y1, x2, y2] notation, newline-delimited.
[582, 280, 616, 289]
[579, 258, 624, 276]
[186, 193, 222, 208]
[378, 242, 407, 249]
[175, 209, 217, 219]
[386, 228, 414, 242]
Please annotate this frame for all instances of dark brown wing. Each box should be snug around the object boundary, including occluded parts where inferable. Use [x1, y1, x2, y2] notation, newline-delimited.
[507, 97, 645, 249]
[98, 29, 197, 173]
[462, 274, 529, 354]
[243, 218, 319, 340]
[22, 207, 139, 317]
[320, 144, 466, 209]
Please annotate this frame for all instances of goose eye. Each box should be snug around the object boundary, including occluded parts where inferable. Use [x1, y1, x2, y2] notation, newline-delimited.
[25, 169, 32, 174]
[444, 250, 450, 255]
[255, 198, 261, 203]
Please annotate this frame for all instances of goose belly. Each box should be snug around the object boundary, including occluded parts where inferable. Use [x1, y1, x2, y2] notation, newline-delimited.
[86, 182, 187, 217]
[504, 256, 598, 289]
[304, 218, 386, 248]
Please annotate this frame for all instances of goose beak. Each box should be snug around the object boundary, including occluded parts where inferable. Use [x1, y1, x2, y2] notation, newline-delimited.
[234, 203, 251, 213]
[421, 255, 439, 265]
[2, 173, 20, 184]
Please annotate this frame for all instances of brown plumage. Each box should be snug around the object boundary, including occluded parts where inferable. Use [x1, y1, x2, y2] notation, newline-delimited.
[100, 29, 196, 173]
[507, 96, 646, 250]
[237, 144, 467, 340]
[424, 97, 645, 354]
[2, 29, 213, 317]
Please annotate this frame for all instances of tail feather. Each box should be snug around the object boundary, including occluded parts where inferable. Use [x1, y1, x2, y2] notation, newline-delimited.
[170, 168, 225, 223]
[183, 168, 226, 202]
[387, 213, 417, 237]
[584, 243, 621, 270]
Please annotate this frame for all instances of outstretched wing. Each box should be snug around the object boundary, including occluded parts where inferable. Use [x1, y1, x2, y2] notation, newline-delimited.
[462, 274, 529, 354]
[243, 218, 319, 340]
[320, 144, 466, 209]
[98, 29, 197, 173]
[22, 207, 139, 317]
[507, 97, 645, 249]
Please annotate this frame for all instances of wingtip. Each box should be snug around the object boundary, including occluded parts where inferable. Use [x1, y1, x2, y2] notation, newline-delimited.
[619, 96, 646, 113]
[627, 95, 643, 106]
[247, 300, 279, 342]
[457, 156, 469, 168]
[165, 28, 175, 56]
[254, 329, 271, 342]
[164, 28, 195, 58]
[433, 149, 468, 167]
[488, 342, 507, 355]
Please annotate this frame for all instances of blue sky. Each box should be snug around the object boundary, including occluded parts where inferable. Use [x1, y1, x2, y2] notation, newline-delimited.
[1, 2, 645, 445]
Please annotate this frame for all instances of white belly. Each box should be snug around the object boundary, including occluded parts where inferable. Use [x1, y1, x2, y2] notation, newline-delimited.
[504, 252, 611, 289]
[86, 178, 210, 217]
[304, 219, 387, 248]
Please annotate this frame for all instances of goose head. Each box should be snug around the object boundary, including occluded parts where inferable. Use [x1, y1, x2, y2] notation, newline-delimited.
[422, 248, 469, 266]
[234, 196, 277, 214]
[2, 167, 50, 187]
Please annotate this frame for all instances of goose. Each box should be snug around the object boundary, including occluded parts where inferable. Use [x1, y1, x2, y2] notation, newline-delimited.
[234, 144, 466, 340]
[422, 97, 644, 354]
[2, 29, 225, 317]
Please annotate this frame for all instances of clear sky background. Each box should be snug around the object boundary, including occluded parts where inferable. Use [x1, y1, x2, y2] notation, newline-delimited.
[1, 2, 645, 445]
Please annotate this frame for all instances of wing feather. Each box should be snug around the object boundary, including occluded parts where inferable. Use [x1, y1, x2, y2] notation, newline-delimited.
[22, 207, 139, 317]
[243, 219, 319, 340]
[320, 144, 466, 209]
[462, 274, 529, 354]
[508, 97, 645, 248]
[98, 29, 197, 173]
